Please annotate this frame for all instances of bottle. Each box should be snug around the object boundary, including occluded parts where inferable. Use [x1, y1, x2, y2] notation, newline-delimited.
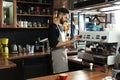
[30, 6, 34, 14]
[89, 63, 93, 71]
[33, 22, 37, 27]
[18, 45, 22, 53]
[28, 21, 32, 27]
[47, 20, 49, 27]
[23, 20, 28, 28]
[46, 8, 50, 15]
[11, 44, 18, 54]
[38, 22, 42, 27]
[19, 20, 24, 28]
[34, 41, 40, 52]
[35, 6, 40, 14]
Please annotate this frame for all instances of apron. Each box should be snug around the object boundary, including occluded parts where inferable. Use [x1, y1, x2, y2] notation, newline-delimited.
[51, 25, 68, 73]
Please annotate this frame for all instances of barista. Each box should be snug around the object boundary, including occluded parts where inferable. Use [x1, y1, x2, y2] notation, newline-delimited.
[48, 8, 79, 73]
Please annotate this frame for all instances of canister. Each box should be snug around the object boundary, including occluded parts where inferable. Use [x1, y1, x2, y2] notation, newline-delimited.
[19, 21, 24, 28]
[23, 21, 28, 28]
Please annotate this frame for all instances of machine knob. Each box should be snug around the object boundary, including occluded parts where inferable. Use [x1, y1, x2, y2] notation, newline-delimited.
[101, 36, 107, 40]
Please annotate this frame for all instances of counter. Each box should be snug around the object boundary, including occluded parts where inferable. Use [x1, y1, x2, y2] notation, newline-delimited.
[0, 50, 77, 70]
[0, 58, 16, 69]
[28, 65, 111, 80]
[0, 52, 49, 69]
[0, 50, 112, 80]
[28, 55, 112, 80]
[8, 52, 49, 60]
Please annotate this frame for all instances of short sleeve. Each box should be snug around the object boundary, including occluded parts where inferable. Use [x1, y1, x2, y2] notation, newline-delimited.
[48, 23, 59, 48]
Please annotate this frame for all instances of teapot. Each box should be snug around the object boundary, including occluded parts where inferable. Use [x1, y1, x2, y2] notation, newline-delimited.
[11, 44, 18, 54]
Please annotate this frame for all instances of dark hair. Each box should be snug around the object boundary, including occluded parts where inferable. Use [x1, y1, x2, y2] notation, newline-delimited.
[57, 8, 69, 16]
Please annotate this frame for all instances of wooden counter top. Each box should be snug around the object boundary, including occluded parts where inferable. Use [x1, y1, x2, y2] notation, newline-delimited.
[28, 55, 112, 80]
[8, 49, 77, 60]
[68, 55, 112, 73]
[8, 52, 49, 60]
[28, 65, 111, 80]
[0, 50, 77, 70]
[0, 58, 16, 69]
[0, 52, 49, 69]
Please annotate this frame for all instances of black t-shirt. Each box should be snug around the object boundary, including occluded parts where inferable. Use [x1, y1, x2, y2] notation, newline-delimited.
[48, 23, 59, 48]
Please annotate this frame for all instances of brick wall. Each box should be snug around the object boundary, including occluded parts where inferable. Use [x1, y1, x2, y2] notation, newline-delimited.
[53, 0, 70, 9]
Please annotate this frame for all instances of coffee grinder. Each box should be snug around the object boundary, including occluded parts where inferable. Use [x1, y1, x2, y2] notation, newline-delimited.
[0, 38, 9, 57]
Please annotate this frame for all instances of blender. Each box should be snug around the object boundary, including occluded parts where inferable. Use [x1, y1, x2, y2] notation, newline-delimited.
[0, 38, 9, 57]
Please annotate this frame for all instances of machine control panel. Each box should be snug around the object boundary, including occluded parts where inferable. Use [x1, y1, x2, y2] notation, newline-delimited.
[79, 31, 119, 43]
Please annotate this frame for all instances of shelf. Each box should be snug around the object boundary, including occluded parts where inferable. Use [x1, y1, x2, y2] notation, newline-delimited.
[15, 0, 53, 29]
[17, 27, 48, 29]
[1, 26, 48, 29]
[17, 14, 52, 17]
[17, 1, 52, 6]
[3, 24, 14, 28]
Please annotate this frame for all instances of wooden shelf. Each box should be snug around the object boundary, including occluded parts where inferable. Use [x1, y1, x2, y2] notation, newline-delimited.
[14, 0, 53, 29]
[3, 24, 14, 28]
[17, 1, 52, 6]
[17, 27, 48, 29]
[1, 26, 48, 29]
[17, 14, 52, 17]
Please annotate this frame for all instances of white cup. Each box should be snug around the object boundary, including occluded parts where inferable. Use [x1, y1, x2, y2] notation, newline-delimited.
[19, 21, 24, 28]
[29, 45, 34, 54]
[23, 21, 28, 28]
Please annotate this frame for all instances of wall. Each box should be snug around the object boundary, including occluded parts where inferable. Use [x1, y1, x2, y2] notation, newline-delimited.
[0, 29, 48, 47]
[53, 0, 70, 9]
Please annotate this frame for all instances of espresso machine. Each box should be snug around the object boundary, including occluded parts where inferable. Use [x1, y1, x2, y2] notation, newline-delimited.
[78, 31, 120, 66]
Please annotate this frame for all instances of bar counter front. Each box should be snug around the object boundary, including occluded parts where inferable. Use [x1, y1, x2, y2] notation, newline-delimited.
[28, 65, 111, 80]
[28, 56, 112, 80]
[0, 51, 112, 80]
